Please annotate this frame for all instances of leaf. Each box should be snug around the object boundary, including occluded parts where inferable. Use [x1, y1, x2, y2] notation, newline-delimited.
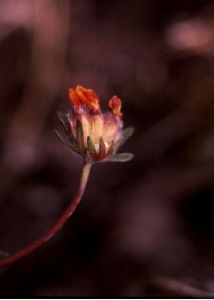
[108, 153, 134, 162]
[119, 127, 134, 147]
[0, 251, 9, 260]
[76, 120, 85, 152]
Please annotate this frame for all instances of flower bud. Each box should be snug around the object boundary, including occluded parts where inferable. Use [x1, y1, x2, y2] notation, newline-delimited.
[56, 85, 134, 163]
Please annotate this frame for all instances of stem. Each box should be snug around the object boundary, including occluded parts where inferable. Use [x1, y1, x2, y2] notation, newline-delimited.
[0, 162, 92, 267]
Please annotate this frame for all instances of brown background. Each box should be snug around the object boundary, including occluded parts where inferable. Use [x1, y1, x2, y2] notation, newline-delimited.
[0, 0, 214, 297]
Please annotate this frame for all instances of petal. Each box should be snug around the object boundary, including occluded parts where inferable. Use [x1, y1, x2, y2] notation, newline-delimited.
[79, 114, 91, 145]
[102, 112, 122, 146]
[87, 114, 104, 146]
[108, 95, 122, 117]
[76, 85, 101, 113]
[68, 88, 81, 110]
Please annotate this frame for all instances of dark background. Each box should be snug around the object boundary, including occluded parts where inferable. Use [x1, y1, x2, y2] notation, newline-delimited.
[0, 0, 214, 297]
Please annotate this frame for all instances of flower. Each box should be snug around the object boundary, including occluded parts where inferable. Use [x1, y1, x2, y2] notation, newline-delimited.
[56, 85, 134, 163]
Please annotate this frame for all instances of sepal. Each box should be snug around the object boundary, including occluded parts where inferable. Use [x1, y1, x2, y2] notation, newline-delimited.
[76, 120, 86, 152]
[107, 153, 134, 162]
[119, 127, 134, 147]
[87, 136, 96, 155]
[98, 137, 106, 159]
[55, 129, 69, 145]
[57, 111, 71, 133]
[55, 130, 79, 153]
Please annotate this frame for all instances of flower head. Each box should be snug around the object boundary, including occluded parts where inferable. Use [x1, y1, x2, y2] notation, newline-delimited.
[56, 85, 134, 163]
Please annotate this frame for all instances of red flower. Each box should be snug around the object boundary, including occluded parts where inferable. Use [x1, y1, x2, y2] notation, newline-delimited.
[56, 85, 134, 163]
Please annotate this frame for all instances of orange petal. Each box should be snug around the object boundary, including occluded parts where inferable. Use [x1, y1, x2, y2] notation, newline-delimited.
[108, 95, 122, 117]
[76, 85, 101, 113]
[68, 88, 81, 109]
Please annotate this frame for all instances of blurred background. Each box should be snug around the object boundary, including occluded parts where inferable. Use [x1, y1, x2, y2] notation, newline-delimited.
[0, 0, 214, 297]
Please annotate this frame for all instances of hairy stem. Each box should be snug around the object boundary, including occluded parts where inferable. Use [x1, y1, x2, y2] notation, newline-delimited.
[0, 162, 92, 267]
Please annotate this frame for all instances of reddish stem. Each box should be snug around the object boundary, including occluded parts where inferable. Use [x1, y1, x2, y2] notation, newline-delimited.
[0, 162, 92, 267]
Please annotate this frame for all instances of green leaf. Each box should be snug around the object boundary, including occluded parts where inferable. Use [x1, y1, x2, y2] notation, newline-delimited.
[119, 127, 134, 147]
[108, 153, 134, 162]
[0, 251, 9, 260]
[76, 120, 85, 152]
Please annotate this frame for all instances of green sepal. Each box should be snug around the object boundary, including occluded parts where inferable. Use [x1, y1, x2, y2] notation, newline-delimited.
[57, 111, 70, 132]
[108, 153, 134, 162]
[87, 136, 96, 155]
[76, 120, 85, 152]
[55, 129, 68, 145]
[0, 250, 9, 260]
[119, 127, 134, 147]
[55, 130, 78, 152]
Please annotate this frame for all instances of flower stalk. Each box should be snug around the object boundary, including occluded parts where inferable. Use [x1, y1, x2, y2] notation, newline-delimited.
[0, 162, 92, 267]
